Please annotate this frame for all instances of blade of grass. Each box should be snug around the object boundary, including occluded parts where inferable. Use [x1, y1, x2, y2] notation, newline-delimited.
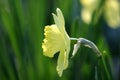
[0, 36, 16, 80]
[0, 1, 26, 79]
[26, 0, 48, 79]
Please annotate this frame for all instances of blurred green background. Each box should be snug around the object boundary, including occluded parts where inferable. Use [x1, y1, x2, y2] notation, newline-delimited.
[0, 0, 120, 80]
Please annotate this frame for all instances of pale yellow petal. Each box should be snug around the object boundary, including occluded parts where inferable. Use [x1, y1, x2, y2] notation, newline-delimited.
[57, 50, 68, 77]
[56, 8, 65, 27]
[52, 13, 61, 30]
[52, 8, 65, 33]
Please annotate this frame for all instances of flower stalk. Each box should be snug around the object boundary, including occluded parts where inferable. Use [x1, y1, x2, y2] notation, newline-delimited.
[71, 38, 102, 58]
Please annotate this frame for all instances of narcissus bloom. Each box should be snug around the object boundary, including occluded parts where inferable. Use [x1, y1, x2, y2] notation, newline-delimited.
[42, 8, 70, 77]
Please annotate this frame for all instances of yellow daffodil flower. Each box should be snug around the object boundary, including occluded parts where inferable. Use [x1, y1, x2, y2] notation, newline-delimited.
[104, 0, 120, 28]
[42, 8, 70, 77]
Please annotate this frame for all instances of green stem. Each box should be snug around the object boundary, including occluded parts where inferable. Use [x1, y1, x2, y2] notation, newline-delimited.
[101, 55, 111, 80]
[95, 66, 98, 80]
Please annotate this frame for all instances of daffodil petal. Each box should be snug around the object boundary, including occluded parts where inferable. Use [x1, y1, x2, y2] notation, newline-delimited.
[57, 50, 68, 77]
[52, 13, 61, 30]
[42, 25, 64, 57]
[52, 8, 65, 33]
[56, 8, 65, 27]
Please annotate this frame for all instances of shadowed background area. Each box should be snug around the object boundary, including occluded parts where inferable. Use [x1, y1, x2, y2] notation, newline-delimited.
[0, 0, 120, 80]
